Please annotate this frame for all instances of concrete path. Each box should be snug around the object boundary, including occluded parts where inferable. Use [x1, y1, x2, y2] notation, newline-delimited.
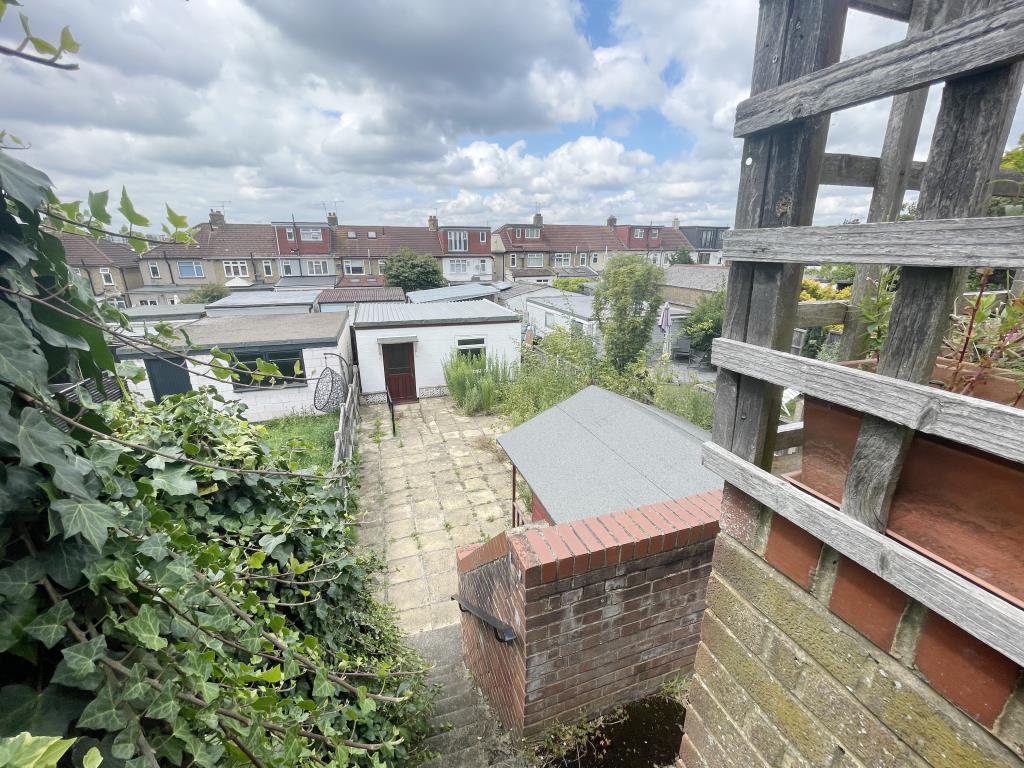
[356, 397, 513, 633]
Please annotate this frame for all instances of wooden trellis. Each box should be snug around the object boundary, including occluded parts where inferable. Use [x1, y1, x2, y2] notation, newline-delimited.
[706, 0, 1024, 666]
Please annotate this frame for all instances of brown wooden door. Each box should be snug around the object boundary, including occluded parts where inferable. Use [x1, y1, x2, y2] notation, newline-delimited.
[382, 343, 417, 402]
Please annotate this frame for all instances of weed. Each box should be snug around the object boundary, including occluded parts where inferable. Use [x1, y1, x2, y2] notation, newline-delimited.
[442, 520, 453, 532]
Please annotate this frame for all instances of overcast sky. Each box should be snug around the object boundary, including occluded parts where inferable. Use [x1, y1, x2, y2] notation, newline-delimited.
[5, 1, 1023, 230]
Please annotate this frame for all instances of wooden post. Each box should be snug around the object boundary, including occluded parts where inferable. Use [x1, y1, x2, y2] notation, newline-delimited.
[840, 35, 1024, 528]
[838, 0, 964, 362]
[712, 0, 848, 547]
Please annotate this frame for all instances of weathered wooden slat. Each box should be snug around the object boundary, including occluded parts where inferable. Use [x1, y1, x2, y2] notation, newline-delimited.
[702, 441, 1024, 668]
[795, 300, 848, 327]
[734, 1, 1024, 137]
[849, 0, 912, 21]
[724, 216, 1024, 267]
[774, 421, 804, 451]
[821, 152, 1024, 197]
[711, 337, 1024, 465]
[841, 45, 1024, 528]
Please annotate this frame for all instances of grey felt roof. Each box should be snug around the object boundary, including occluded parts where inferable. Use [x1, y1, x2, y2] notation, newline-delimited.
[205, 289, 321, 308]
[661, 265, 728, 292]
[526, 292, 595, 320]
[354, 300, 518, 327]
[122, 303, 206, 320]
[178, 312, 348, 349]
[497, 386, 721, 524]
[406, 283, 500, 303]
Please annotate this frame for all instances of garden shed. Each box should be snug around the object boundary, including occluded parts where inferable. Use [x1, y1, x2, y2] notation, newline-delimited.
[352, 300, 520, 403]
[121, 311, 352, 421]
[204, 289, 320, 316]
[497, 386, 722, 526]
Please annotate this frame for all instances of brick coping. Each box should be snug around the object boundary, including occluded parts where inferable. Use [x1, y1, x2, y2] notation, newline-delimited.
[458, 490, 722, 585]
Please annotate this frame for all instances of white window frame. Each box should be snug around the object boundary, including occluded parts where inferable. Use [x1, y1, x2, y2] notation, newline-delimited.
[451, 258, 469, 274]
[307, 259, 329, 276]
[262, 260, 273, 277]
[447, 230, 469, 252]
[138, 299, 159, 306]
[476, 258, 489, 273]
[578, 253, 588, 267]
[223, 260, 249, 278]
[525, 227, 540, 239]
[545, 311, 559, 329]
[285, 228, 295, 242]
[456, 337, 486, 357]
[148, 262, 160, 279]
[109, 296, 127, 309]
[347, 230, 357, 239]
[553, 253, 572, 267]
[367, 231, 377, 239]
[178, 260, 205, 279]
[526, 253, 544, 268]
[509, 254, 517, 268]
[282, 262, 294, 276]
[479, 231, 487, 243]
[299, 227, 323, 242]
[633, 228, 645, 238]
[377, 259, 387, 274]
[99, 267, 115, 286]
[344, 259, 365, 276]
[515, 228, 522, 239]
[650, 228, 659, 238]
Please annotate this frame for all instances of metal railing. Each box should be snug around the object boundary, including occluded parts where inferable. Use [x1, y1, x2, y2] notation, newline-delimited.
[511, 500, 526, 528]
[384, 385, 397, 437]
[451, 595, 516, 643]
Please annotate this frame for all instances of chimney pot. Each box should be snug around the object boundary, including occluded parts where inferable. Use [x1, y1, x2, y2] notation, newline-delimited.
[606, 215, 617, 227]
[427, 215, 438, 231]
[532, 212, 543, 226]
[209, 209, 225, 227]
[327, 211, 338, 226]
[672, 216, 680, 229]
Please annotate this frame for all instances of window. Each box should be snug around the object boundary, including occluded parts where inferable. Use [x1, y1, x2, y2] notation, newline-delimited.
[527, 253, 544, 268]
[307, 260, 329, 276]
[650, 228, 659, 238]
[525, 227, 540, 239]
[285, 228, 295, 242]
[232, 348, 306, 391]
[282, 262, 294, 276]
[578, 253, 588, 267]
[451, 259, 468, 274]
[476, 259, 489, 273]
[223, 261, 249, 277]
[701, 230, 716, 248]
[109, 296, 127, 309]
[545, 311, 559, 329]
[447, 230, 469, 252]
[515, 228, 522, 239]
[168, 295, 179, 305]
[509, 254, 517, 268]
[100, 267, 115, 286]
[698, 252, 711, 264]
[347, 230, 357, 239]
[262, 260, 273, 277]
[344, 260, 365, 275]
[479, 231, 487, 243]
[148, 262, 160, 279]
[377, 259, 387, 274]
[367, 231, 377, 239]
[178, 261, 205, 278]
[633, 228, 645, 238]
[456, 337, 485, 358]
[300, 227, 323, 242]
[592, 252, 599, 265]
[139, 299, 159, 306]
[554, 253, 572, 267]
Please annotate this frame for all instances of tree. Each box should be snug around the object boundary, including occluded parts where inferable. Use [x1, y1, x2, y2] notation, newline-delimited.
[184, 283, 229, 304]
[592, 254, 664, 372]
[552, 277, 589, 293]
[683, 288, 725, 356]
[381, 247, 445, 291]
[668, 248, 693, 265]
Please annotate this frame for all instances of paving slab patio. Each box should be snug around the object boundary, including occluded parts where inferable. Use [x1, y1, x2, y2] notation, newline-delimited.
[356, 397, 513, 633]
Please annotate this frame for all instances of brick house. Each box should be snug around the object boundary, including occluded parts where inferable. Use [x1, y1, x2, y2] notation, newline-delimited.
[270, 218, 336, 281]
[659, 264, 728, 309]
[137, 211, 278, 305]
[613, 218, 695, 268]
[676, 223, 729, 265]
[59, 232, 143, 308]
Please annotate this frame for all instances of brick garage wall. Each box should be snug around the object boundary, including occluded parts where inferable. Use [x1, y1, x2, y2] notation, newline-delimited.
[457, 490, 721, 738]
[681, 497, 1024, 768]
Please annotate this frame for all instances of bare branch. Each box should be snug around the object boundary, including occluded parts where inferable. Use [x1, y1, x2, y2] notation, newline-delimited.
[0, 43, 78, 70]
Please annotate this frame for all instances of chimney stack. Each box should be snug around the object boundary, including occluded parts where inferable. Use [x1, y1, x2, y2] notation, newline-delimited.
[672, 216, 680, 229]
[606, 215, 617, 227]
[427, 214, 438, 231]
[327, 211, 338, 226]
[209, 209, 225, 227]
[532, 212, 543, 226]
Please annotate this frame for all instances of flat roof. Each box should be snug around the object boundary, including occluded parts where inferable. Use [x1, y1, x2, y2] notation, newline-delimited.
[406, 283, 500, 303]
[497, 386, 721, 524]
[174, 312, 347, 350]
[206, 289, 321, 308]
[123, 303, 206, 319]
[526, 292, 595, 320]
[354, 300, 518, 328]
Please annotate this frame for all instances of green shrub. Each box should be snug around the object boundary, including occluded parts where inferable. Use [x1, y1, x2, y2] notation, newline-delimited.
[653, 378, 715, 431]
[684, 288, 725, 354]
[443, 353, 512, 415]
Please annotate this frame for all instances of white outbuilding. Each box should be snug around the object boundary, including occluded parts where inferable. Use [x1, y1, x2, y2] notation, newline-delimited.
[352, 301, 521, 403]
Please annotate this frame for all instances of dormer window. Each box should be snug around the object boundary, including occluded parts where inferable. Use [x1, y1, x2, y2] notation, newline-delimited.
[479, 231, 487, 243]
[651, 228, 659, 238]
[285, 228, 295, 241]
[525, 227, 540, 239]
[300, 227, 323, 242]
[633, 228, 645, 238]
[347, 231, 357, 239]
[447, 230, 469, 252]
[515, 228, 522, 239]
[368, 231, 377, 238]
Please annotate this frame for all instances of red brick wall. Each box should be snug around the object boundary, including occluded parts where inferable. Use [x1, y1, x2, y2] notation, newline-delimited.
[275, 225, 331, 254]
[457, 491, 721, 738]
[531, 493, 553, 525]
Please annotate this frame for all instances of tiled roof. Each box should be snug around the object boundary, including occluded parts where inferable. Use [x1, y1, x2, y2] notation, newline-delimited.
[334, 225, 443, 259]
[616, 224, 693, 252]
[316, 287, 406, 303]
[143, 222, 279, 261]
[495, 223, 622, 253]
[59, 232, 139, 269]
[661, 265, 729, 292]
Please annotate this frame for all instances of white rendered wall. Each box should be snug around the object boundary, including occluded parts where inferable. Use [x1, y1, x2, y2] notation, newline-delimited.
[355, 321, 520, 396]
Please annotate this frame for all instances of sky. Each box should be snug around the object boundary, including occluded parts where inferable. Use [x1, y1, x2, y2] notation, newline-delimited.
[5, 1, 1023, 231]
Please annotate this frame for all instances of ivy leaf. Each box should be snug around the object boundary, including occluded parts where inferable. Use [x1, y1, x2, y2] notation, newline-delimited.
[312, 670, 334, 699]
[24, 600, 73, 648]
[165, 204, 188, 229]
[58, 635, 106, 681]
[137, 533, 169, 561]
[0, 557, 45, 601]
[0, 684, 90, 738]
[0, 303, 49, 397]
[77, 683, 130, 731]
[87, 190, 110, 225]
[123, 604, 166, 650]
[16, 408, 72, 468]
[145, 684, 179, 722]
[51, 498, 117, 552]
[151, 464, 198, 496]
[117, 187, 150, 228]
[0, 141, 53, 211]
[0, 732, 75, 767]
[40, 538, 91, 589]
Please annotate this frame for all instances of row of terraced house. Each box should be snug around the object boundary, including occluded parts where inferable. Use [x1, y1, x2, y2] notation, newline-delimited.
[59, 209, 728, 307]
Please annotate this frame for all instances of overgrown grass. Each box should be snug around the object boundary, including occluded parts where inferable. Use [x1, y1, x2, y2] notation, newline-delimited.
[653, 377, 715, 431]
[260, 411, 338, 473]
[443, 353, 514, 415]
